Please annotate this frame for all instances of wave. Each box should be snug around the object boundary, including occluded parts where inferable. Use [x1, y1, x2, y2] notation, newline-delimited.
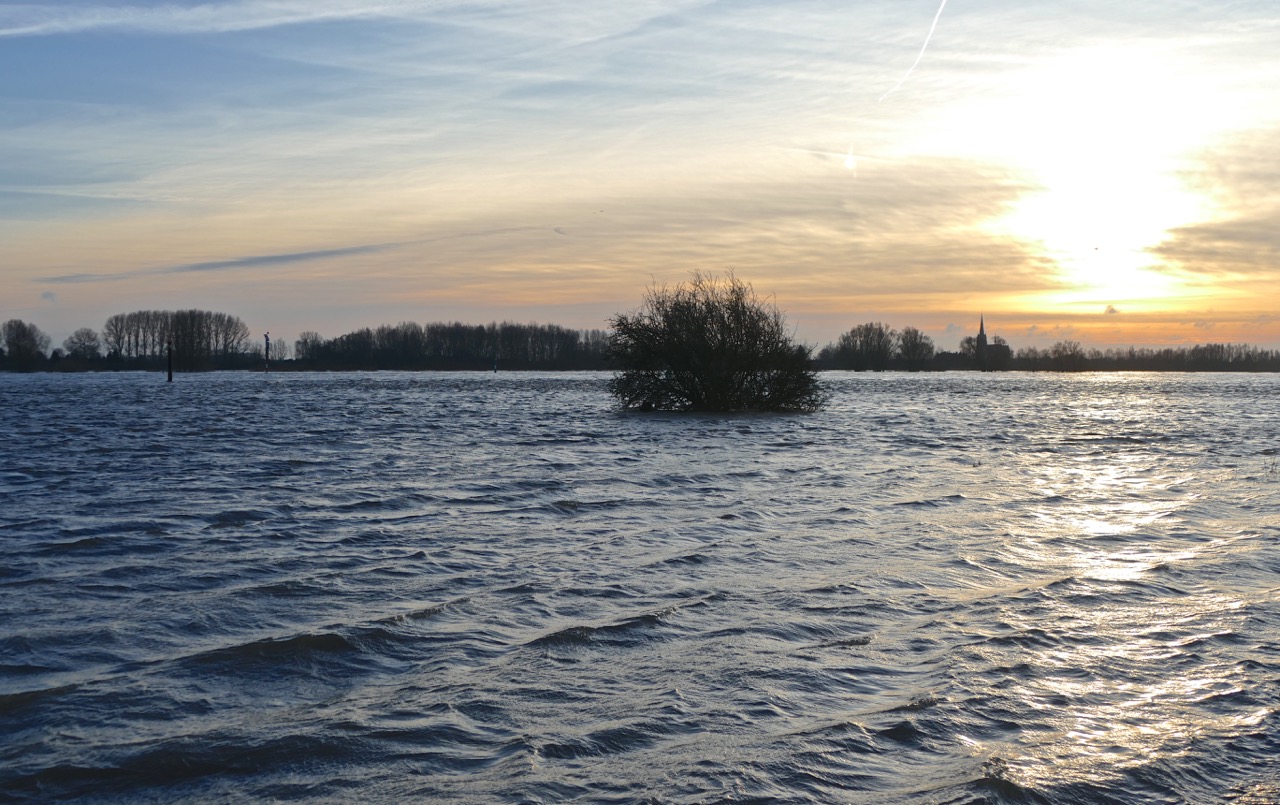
[0, 681, 81, 715]
[180, 631, 359, 668]
[537, 720, 688, 760]
[892, 494, 967, 508]
[525, 612, 670, 649]
[5, 730, 372, 802]
[202, 509, 281, 529]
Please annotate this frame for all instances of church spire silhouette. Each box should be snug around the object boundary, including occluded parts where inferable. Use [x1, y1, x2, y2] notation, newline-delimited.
[976, 314, 989, 370]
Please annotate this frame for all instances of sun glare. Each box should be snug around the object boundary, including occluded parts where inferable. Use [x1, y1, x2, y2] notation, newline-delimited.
[917, 42, 1240, 310]
[998, 46, 1219, 305]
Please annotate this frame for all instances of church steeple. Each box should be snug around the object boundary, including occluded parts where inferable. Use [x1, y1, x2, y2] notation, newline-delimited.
[975, 314, 989, 370]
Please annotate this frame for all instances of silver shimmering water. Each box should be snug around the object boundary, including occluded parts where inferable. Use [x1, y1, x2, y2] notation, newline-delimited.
[2, 371, 1278, 803]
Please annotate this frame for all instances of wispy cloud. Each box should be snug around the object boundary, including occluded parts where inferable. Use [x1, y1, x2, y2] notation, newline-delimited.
[0, 1, 465, 38]
[0, 1, 722, 41]
[33, 227, 562, 285]
[39, 243, 399, 284]
[165, 243, 396, 274]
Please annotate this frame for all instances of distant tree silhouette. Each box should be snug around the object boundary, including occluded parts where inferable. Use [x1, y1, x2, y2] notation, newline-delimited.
[295, 331, 324, 362]
[896, 326, 935, 370]
[98, 309, 251, 370]
[290, 321, 609, 370]
[2, 319, 50, 371]
[607, 271, 824, 412]
[268, 337, 291, 362]
[824, 322, 897, 370]
[62, 328, 102, 362]
[1012, 346, 1047, 370]
[1050, 340, 1087, 371]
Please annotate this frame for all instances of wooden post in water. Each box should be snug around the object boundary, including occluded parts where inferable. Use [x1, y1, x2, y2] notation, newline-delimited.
[167, 339, 173, 382]
[264, 332, 271, 373]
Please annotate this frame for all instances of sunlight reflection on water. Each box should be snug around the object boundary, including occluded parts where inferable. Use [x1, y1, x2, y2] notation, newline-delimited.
[995, 429, 1272, 795]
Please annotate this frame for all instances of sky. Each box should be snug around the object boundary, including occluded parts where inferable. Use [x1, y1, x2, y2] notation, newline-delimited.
[2, 0, 1279, 352]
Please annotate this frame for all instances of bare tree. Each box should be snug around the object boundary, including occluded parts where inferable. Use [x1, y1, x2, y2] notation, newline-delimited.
[1050, 340, 1087, 371]
[295, 331, 324, 362]
[98, 309, 251, 368]
[2, 319, 51, 371]
[101, 314, 127, 358]
[608, 272, 824, 412]
[268, 338, 291, 361]
[63, 328, 102, 361]
[896, 326, 935, 370]
[831, 322, 898, 370]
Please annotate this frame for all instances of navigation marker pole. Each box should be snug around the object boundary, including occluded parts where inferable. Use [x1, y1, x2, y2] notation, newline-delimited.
[264, 332, 271, 373]
[167, 339, 173, 382]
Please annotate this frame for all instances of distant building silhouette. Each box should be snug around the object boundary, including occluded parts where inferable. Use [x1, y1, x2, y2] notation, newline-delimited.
[975, 315, 1011, 371]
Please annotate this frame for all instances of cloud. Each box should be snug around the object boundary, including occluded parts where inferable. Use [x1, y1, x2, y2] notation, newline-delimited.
[1150, 128, 1280, 282]
[0, 1, 466, 38]
[32, 227, 565, 285]
[0, 1, 720, 42]
[38, 242, 400, 284]
[0, 190, 151, 221]
[162, 244, 395, 274]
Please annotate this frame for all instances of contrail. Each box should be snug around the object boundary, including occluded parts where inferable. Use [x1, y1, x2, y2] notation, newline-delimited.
[880, 0, 948, 102]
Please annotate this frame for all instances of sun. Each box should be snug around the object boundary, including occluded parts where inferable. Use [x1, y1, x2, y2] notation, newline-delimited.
[994, 44, 1222, 307]
[913, 41, 1241, 311]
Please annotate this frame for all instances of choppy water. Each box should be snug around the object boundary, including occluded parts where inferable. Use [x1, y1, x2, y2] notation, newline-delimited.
[2, 371, 1278, 804]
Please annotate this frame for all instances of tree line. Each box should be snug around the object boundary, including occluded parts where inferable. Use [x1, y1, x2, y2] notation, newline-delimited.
[101, 310, 253, 370]
[816, 321, 1280, 372]
[3, 312, 1279, 373]
[1, 310, 257, 372]
[1010, 341, 1280, 372]
[817, 322, 940, 371]
[293, 321, 610, 370]
[0, 313, 610, 372]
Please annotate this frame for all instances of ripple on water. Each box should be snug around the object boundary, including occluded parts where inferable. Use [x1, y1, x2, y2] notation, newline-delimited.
[1, 371, 1279, 803]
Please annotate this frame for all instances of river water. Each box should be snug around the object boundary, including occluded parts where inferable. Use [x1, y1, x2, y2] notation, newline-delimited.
[2, 371, 1278, 803]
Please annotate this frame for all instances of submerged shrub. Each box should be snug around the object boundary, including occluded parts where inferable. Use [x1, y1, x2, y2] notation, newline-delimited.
[607, 272, 825, 412]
